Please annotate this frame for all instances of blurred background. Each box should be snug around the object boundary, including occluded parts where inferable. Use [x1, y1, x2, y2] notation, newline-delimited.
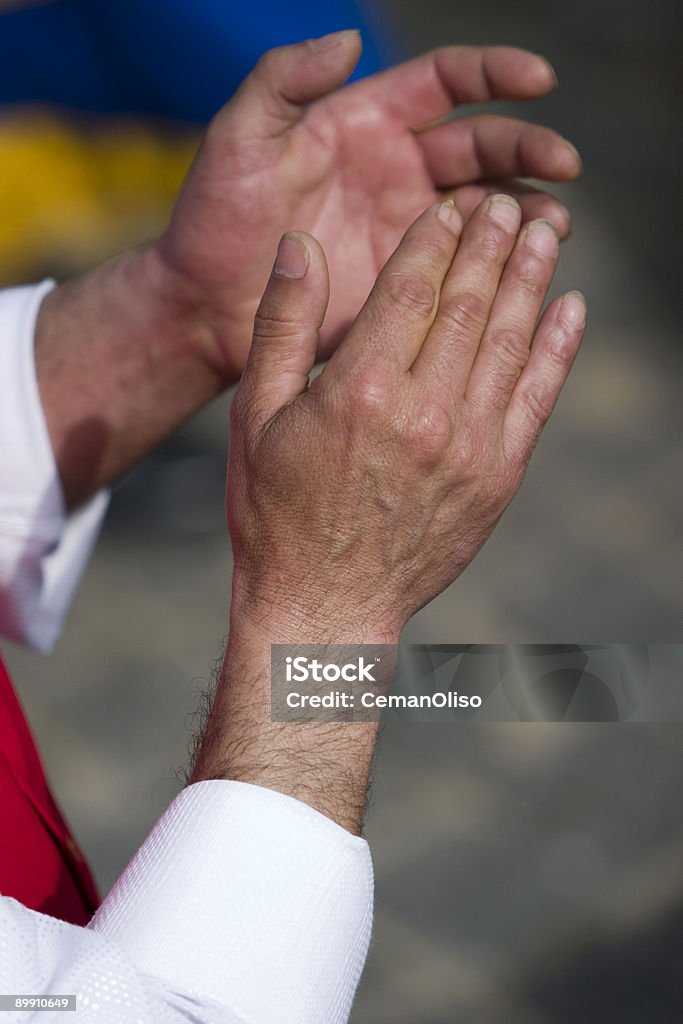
[2, 1, 682, 1021]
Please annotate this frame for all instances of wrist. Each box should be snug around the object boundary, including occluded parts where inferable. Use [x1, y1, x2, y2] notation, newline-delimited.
[189, 573, 397, 834]
[35, 245, 235, 507]
[145, 239, 247, 386]
[192, 621, 384, 835]
[229, 569, 403, 647]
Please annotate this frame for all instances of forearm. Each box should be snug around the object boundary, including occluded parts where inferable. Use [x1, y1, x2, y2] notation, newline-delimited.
[191, 587, 399, 835]
[34, 245, 235, 510]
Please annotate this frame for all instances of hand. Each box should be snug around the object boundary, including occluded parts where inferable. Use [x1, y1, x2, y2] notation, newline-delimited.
[227, 195, 586, 640]
[154, 32, 581, 380]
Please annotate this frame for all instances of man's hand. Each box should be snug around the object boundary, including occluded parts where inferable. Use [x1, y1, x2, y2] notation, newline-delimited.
[227, 195, 586, 638]
[191, 196, 585, 831]
[155, 32, 581, 379]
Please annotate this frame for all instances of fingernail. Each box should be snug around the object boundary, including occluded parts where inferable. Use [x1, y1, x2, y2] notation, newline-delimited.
[436, 201, 462, 232]
[556, 201, 572, 226]
[308, 29, 358, 52]
[539, 55, 559, 88]
[559, 290, 586, 328]
[545, 202, 572, 239]
[274, 233, 309, 279]
[525, 219, 559, 257]
[486, 195, 521, 232]
[563, 138, 583, 169]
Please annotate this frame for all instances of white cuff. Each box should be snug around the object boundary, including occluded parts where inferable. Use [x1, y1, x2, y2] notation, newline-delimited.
[90, 781, 374, 1024]
[0, 282, 109, 652]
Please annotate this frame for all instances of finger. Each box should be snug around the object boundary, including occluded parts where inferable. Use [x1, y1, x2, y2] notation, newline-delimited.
[239, 232, 330, 426]
[412, 194, 522, 388]
[446, 180, 572, 239]
[503, 291, 586, 461]
[354, 46, 557, 128]
[466, 219, 560, 415]
[327, 201, 463, 377]
[419, 114, 582, 187]
[214, 31, 362, 141]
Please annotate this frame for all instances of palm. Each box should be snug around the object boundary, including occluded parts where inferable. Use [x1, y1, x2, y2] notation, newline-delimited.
[159, 40, 580, 374]
[288, 92, 437, 353]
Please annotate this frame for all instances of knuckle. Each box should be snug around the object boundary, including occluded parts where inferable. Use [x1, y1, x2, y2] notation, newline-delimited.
[384, 270, 438, 319]
[489, 327, 531, 373]
[437, 290, 489, 338]
[544, 334, 575, 371]
[348, 367, 392, 419]
[401, 400, 452, 458]
[521, 383, 554, 425]
[252, 307, 302, 341]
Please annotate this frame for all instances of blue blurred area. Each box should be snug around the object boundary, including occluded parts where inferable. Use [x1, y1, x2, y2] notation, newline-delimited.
[0, 0, 392, 123]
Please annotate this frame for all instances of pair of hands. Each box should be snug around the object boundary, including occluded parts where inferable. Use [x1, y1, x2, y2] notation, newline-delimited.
[152, 32, 585, 636]
[157, 32, 583, 635]
[35, 30, 582, 527]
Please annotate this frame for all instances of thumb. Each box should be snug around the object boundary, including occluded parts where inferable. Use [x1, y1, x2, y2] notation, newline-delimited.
[239, 232, 330, 425]
[217, 31, 362, 138]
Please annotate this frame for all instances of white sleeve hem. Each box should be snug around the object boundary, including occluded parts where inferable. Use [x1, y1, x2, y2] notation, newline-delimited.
[0, 282, 109, 652]
[90, 780, 374, 1024]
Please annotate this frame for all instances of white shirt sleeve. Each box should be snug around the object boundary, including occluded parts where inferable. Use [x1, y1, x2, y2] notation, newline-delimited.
[0, 283, 109, 653]
[0, 286, 375, 1020]
[0, 781, 374, 1024]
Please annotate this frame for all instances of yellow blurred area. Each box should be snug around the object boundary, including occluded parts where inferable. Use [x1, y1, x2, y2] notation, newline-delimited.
[0, 111, 200, 284]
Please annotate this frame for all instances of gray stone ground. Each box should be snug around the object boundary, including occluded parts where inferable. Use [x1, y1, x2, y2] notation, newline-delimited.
[3, 1, 683, 1020]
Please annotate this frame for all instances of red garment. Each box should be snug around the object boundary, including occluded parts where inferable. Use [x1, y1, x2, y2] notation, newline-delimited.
[0, 655, 99, 924]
